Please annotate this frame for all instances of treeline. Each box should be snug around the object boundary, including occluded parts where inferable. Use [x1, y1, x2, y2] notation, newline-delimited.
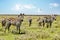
[0, 14, 59, 16]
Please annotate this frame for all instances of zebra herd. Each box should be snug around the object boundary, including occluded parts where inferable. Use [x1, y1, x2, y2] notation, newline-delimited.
[37, 16, 56, 28]
[1, 14, 56, 34]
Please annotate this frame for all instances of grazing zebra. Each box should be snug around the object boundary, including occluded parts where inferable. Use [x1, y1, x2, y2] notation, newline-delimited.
[28, 16, 32, 26]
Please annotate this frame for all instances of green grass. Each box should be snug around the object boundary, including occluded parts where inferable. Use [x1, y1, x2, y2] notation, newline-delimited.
[0, 15, 60, 40]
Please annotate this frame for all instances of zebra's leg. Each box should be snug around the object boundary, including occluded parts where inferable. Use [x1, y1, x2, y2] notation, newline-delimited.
[4, 26, 7, 33]
[47, 23, 49, 28]
[16, 25, 19, 32]
[55, 18, 56, 21]
[8, 24, 11, 32]
[16, 26, 18, 31]
[39, 22, 41, 26]
[16, 23, 21, 34]
[18, 26, 20, 34]
[29, 21, 31, 26]
[43, 22, 45, 27]
[50, 22, 52, 28]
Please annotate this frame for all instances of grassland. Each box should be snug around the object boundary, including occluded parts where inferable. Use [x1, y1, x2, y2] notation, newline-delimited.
[0, 15, 60, 40]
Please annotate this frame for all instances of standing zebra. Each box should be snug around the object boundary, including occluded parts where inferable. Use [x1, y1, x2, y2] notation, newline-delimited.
[16, 16, 24, 34]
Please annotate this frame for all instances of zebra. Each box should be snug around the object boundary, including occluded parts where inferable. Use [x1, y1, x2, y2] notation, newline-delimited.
[28, 16, 32, 27]
[37, 17, 43, 27]
[1, 15, 24, 33]
[1, 18, 6, 28]
[4, 19, 11, 32]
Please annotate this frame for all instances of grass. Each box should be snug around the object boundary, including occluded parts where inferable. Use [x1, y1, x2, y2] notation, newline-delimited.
[0, 15, 60, 40]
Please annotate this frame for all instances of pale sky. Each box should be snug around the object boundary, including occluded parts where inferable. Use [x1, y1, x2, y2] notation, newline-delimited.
[0, 0, 60, 15]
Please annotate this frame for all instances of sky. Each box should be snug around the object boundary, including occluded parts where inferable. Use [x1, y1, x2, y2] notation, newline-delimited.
[0, 0, 60, 15]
